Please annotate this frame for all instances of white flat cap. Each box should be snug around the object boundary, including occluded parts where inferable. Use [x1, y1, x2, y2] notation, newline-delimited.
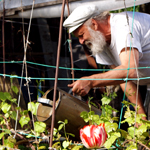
[63, 4, 99, 33]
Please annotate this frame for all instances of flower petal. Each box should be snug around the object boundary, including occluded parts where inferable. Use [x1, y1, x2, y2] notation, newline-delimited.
[80, 124, 107, 149]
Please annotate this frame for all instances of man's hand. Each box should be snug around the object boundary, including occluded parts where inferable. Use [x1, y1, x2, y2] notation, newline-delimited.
[68, 77, 92, 96]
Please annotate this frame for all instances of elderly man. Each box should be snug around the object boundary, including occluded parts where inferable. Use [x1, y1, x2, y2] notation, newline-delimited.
[63, 4, 150, 119]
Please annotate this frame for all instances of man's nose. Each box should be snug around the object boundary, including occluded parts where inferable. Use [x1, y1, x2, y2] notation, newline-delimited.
[79, 38, 85, 45]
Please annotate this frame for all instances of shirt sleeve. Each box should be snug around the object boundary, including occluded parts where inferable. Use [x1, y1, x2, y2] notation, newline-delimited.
[114, 21, 143, 59]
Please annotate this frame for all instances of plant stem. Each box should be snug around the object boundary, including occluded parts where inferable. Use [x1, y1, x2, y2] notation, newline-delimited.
[112, 143, 123, 150]
[123, 139, 150, 150]
[142, 139, 150, 150]
[63, 124, 68, 141]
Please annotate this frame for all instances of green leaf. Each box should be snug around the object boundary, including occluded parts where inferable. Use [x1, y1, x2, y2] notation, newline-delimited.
[112, 92, 117, 98]
[10, 111, 17, 120]
[66, 133, 75, 137]
[0, 116, 3, 121]
[118, 129, 128, 139]
[62, 141, 70, 149]
[142, 132, 149, 138]
[22, 110, 29, 116]
[92, 114, 100, 124]
[0, 92, 7, 101]
[64, 119, 68, 124]
[135, 124, 147, 136]
[8, 135, 16, 144]
[28, 102, 39, 115]
[122, 100, 136, 108]
[126, 143, 137, 150]
[9, 98, 17, 104]
[1, 103, 11, 113]
[19, 116, 30, 128]
[121, 117, 135, 126]
[112, 117, 119, 121]
[53, 128, 58, 136]
[58, 120, 64, 124]
[38, 146, 46, 149]
[34, 121, 46, 133]
[124, 107, 131, 118]
[104, 132, 121, 149]
[72, 145, 83, 150]
[128, 127, 135, 138]
[136, 114, 146, 123]
[88, 111, 95, 116]
[80, 111, 88, 117]
[11, 86, 19, 94]
[52, 141, 61, 148]
[90, 102, 98, 108]
[0, 132, 5, 139]
[88, 96, 93, 101]
[58, 124, 64, 131]
[16, 107, 21, 110]
[105, 105, 113, 115]
[80, 111, 88, 122]
[4, 113, 9, 118]
[4, 92, 12, 100]
[101, 97, 112, 105]
[105, 122, 118, 133]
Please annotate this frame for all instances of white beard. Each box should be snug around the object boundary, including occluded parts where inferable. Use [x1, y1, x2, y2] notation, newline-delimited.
[85, 27, 107, 56]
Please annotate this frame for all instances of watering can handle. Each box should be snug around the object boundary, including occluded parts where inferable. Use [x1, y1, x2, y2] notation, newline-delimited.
[37, 97, 53, 106]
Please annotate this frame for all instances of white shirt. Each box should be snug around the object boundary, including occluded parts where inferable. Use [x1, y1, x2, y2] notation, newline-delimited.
[95, 11, 150, 85]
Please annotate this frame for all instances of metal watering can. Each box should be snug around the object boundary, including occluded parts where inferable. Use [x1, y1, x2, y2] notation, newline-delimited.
[36, 88, 101, 139]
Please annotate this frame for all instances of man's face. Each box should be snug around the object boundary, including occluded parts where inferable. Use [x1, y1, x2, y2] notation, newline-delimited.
[73, 24, 107, 55]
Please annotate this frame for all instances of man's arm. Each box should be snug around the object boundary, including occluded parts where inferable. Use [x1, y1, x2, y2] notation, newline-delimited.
[68, 47, 146, 120]
[120, 82, 146, 119]
[68, 47, 139, 96]
[110, 65, 146, 120]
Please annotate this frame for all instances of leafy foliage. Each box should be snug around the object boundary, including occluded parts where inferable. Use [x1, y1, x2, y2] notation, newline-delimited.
[1, 77, 150, 150]
[80, 92, 150, 150]
[0, 78, 47, 149]
[52, 119, 84, 150]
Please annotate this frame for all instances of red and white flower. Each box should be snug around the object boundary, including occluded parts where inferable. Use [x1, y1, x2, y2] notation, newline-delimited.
[80, 123, 107, 149]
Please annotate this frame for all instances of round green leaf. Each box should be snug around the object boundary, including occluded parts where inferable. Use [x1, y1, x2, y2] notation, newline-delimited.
[105, 122, 118, 133]
[19, 116, 30, 128]
[28, 102, 39, 115]
[64, 119, 68, 124]
[34, 121, 46, 133]
[80, 111, 88, 119]
[62, 141, 70, 149]
[4, 92, 12, 100]
[1, 103, 11, 113]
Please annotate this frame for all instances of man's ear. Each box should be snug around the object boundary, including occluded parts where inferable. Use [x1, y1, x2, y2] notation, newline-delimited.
[91, 19, 98, 31]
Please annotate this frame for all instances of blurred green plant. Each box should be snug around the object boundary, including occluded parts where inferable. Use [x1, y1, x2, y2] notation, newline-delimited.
[0, 77, 47, 150]
[111, 5, 140, 13]
[80, 92, 150, 150]
[52, 119, 84, 150]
